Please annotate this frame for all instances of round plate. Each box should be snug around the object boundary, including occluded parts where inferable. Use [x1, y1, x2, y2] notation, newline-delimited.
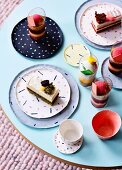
[75, 0, 122, 50]
[64, 44, 90, 67]
[16, 67, 70, 118]
[9, 64, 79, 128]
[101, 58, 122, 89]
[11, 17, 63, 59]
[54, 130, 83, 154]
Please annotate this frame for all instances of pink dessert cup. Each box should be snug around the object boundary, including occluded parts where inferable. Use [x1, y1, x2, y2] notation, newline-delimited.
[91, 77, 112, 108]
[27, 7, 46, 41]
[108, 42, 122, 75]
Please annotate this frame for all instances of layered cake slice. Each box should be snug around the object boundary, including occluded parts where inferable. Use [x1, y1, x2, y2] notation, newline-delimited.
[108, 46, 122, 75]
[27, 77, 59, 104]
[91, 9, 122, 33]
[27, 13, 46, 41]
[91, 78, 112, 108]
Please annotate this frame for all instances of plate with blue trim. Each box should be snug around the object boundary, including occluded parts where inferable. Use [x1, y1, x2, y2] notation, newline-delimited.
[9, 64, 79, 128]
[15, 66, 70, 118]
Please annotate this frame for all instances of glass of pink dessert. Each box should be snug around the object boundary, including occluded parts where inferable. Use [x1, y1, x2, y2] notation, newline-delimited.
[91, 77, 112, 108]
[108, 42, 122, 75]
[27, 7, 46, 41]
[79, 55, 98, 87]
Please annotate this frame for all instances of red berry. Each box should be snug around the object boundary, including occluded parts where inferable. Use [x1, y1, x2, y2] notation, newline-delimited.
[112, 47, 122, 63]
[95, 81, 109, 95]
[33, 14, 43, 26]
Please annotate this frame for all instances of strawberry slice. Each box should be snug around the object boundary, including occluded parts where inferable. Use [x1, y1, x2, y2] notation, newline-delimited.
[92, 82, 97, 95]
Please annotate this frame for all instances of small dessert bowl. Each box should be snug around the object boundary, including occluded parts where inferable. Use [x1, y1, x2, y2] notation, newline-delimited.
[92, 110, 121, 140]
[59, 119, 83, 145]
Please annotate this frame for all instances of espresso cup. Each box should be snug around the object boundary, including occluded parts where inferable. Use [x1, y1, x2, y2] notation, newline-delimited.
[59, 119, 83, 145]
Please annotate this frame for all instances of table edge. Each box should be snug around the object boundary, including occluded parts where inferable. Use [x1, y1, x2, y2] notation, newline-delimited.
[2, 105, 122, 170]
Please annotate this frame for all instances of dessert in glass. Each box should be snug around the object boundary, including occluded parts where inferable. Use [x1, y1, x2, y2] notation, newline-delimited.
[108, 42, 122, 75]
[91, 77, 112, 108]
[79, 55, 98, 86]
[27, 7, 46, 41]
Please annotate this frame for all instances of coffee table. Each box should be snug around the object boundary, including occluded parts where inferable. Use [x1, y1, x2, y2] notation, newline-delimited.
[0, 0, 122, 169]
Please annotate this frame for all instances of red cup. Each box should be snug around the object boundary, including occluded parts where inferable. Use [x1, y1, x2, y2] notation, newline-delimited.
[92, 110, 121, 139]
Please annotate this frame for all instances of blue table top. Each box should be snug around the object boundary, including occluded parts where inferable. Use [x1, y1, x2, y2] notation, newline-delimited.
[0, 0, 122, 167]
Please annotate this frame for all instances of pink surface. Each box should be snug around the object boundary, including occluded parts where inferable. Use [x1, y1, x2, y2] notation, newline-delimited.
[92, 110, 121, 139]
[0, 108, 83, 170]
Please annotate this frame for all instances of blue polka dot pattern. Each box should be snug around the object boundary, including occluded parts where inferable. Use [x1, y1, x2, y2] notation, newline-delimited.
[11, 17, 64, 59]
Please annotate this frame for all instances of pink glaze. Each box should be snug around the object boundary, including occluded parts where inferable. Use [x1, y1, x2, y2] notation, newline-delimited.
[92, 110, 121, 139]
[112, 47, 122, 63]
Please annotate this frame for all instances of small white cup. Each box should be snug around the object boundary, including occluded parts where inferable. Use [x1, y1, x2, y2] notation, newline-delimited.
[59, 119, 83, 145]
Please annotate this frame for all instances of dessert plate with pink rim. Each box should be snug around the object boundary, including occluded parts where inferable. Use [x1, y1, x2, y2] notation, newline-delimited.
[15, 67, 70, 119]
[101, 57, 122, 89]
[75, 0, 122, 50]
[54, 130, 83, 154]
[9, 64, 79, 128]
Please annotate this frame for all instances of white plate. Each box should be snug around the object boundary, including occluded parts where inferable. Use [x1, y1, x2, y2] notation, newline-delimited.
[54, 130, 83, 154]
[16, 67, 70, 118]
[9, 64, 79, 128]
[75, 0, 122, 49]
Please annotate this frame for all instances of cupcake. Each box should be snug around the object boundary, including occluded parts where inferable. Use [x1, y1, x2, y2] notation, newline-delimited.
[91, 77, 112, 108]
[27, 8, 46, 41]
[108, 45, 122, 75]
[79, 56, 98, 86]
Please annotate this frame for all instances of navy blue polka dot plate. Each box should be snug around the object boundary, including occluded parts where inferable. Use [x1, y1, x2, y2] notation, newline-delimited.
[11, 17, 64, 59]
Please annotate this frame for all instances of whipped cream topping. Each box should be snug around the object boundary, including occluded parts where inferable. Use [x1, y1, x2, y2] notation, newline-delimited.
[107, 9, 121, 17]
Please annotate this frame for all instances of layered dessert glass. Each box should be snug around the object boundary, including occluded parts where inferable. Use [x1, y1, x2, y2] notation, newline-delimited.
[108, 42, 122, 75]
[27, 7, 46, 41]
[79, 55, 98, 87]
[91, 77, 112, 108]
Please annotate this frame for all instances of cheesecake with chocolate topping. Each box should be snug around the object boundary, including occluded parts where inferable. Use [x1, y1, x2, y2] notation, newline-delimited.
[27, 77, 59, 104]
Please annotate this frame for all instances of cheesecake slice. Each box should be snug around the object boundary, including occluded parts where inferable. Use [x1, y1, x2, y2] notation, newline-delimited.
[27, 77, 59, 104]
[91, 9, 122, 33]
